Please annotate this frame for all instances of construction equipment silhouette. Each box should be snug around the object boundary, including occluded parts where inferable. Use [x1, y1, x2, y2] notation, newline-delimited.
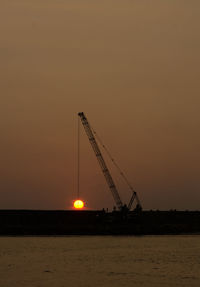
[78, 112, 142, 212]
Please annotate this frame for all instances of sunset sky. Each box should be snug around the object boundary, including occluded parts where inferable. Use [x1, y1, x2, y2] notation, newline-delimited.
[0, 0, 200, 210]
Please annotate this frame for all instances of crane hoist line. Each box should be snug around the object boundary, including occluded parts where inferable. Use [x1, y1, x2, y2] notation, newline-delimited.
[78, 112, 142, 212]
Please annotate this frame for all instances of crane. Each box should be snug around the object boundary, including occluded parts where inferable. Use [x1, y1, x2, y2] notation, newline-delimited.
[78, 112, 142, 212]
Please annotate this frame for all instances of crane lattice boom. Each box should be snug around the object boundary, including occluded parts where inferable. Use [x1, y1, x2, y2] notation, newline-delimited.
[78, 112, 123, 210]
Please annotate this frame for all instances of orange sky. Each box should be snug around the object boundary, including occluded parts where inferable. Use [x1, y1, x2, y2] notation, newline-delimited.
[0, 0, 200, 210]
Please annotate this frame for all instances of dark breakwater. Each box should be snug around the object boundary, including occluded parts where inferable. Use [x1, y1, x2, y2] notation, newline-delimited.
[0, 210, 199, 235]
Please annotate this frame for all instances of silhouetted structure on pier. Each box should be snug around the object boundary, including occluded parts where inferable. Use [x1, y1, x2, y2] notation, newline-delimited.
[0, 210, 199, 235]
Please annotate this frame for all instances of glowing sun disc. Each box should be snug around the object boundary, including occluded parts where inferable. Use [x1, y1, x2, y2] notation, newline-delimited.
[74, 200, 84, 209]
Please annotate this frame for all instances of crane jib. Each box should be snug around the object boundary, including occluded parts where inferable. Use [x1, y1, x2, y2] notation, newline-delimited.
[78, 112, 123, 210]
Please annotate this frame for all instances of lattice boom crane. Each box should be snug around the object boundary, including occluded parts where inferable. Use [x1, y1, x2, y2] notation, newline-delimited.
[78, 112, 142, 211]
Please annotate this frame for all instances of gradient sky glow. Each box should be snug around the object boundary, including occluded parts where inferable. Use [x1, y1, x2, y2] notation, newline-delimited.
[0, 0, 200, 210]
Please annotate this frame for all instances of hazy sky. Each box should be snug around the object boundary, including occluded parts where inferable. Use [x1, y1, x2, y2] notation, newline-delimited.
[0, 0, 200, 210]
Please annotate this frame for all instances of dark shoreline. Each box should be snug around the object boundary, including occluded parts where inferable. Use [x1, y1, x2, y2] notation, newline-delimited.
[0, 210, 199, 236]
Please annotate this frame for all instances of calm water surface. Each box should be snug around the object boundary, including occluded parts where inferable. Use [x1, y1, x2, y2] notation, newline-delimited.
[0, 236, 199, 287]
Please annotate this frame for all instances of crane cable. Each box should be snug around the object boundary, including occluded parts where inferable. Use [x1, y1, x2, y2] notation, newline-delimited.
[77, 116, 80, 199]
[91, 127, 136, 195]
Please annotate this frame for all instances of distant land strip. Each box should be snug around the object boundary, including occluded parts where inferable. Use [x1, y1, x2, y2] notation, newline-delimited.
[0, 210, 199, 235]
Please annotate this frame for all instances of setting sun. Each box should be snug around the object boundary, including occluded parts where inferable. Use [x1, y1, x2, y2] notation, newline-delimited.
[73, 200, 84, 209]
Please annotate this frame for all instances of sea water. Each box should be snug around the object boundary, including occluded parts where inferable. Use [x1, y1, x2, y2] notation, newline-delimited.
[0, 236, 199, 287]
